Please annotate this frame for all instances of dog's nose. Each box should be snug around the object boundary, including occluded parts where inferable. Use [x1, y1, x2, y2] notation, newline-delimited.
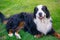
[39, 13, 42, 17]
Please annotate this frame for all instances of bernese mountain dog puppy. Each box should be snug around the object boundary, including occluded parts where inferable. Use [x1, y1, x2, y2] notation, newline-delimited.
[0, 5, 60, 39]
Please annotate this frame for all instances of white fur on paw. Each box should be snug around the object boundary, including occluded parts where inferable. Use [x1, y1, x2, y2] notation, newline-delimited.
[34, 35, 37, 38]
[8, 33, 13, 37]
[15, 32, 21, 39]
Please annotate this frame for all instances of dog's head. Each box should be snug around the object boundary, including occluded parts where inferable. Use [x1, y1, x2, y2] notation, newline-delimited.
[34, 5, 50, 19]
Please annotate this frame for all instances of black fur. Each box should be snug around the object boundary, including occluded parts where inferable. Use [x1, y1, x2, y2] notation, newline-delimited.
[6, 12, 25, 33]
[0, 12, 5, 23]
[22, 13, 41, 35]
[0, 12, 9, 23]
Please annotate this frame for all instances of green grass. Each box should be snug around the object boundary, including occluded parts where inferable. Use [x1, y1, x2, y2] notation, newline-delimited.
[0, 0, 60, 40]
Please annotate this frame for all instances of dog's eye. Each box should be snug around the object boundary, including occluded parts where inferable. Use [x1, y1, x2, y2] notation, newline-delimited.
[42, 6, 47, 12]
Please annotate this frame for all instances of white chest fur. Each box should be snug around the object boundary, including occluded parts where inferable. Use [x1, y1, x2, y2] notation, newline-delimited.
[34, 18, 52, 35]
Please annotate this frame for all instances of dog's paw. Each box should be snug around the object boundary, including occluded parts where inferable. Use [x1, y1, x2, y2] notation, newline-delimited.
[54, 32, 60, 39]
[57, 34, 60, 39]
[15, 32, 21, 39]
[8, 33, 13, 37]
[34, 34, 42, 38]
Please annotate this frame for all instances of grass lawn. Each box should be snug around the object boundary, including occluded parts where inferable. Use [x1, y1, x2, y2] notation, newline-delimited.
[0, 0, 60, 40]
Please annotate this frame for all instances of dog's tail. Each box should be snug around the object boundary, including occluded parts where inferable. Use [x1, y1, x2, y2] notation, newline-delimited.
[0, 12, 8, 24]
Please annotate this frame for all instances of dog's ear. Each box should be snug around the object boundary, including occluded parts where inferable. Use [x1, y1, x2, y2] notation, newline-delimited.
[42, 6, 50, 18]
[34, 7, 38, 18]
